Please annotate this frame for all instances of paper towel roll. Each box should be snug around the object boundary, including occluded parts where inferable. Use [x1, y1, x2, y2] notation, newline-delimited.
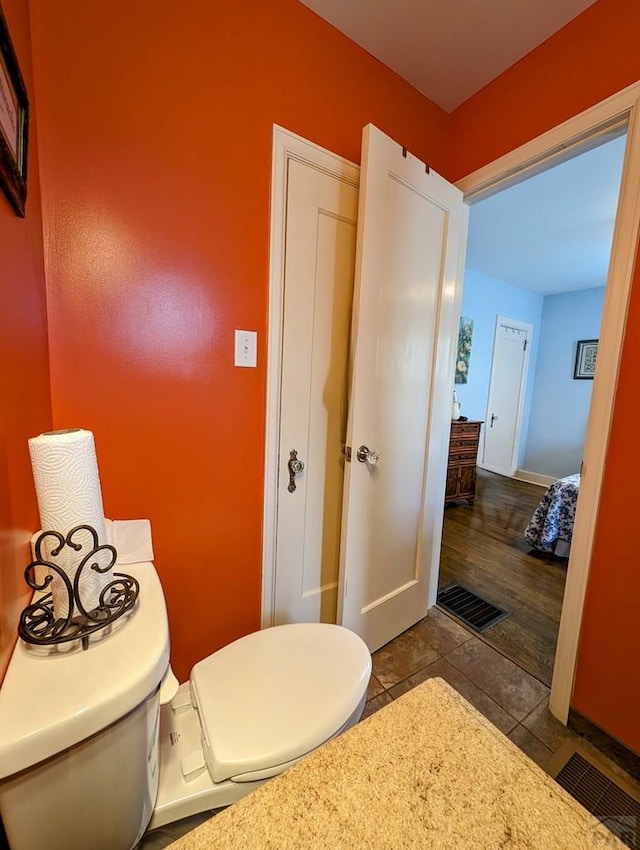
[28, 429, 111, 619]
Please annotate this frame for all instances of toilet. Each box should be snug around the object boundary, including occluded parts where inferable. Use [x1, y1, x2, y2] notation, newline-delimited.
[0, 561, 371, 850]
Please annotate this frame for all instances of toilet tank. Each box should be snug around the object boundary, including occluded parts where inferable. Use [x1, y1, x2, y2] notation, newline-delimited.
[0, 562, 170, 850]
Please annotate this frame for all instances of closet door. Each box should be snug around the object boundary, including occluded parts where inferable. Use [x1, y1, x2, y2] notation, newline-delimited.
[274, 156, 358, 624]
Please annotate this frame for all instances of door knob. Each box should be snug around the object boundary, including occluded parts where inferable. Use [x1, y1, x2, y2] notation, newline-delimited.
[356, 445, 380, 466]
[287, 449, 305, 493]
[490, 414, 498, 428]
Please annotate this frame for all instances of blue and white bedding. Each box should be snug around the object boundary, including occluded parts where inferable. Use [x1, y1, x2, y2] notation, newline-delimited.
[524, 474, 580, 557]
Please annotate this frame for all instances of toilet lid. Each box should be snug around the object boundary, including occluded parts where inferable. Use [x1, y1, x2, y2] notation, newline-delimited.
[189, 623, 371, 784]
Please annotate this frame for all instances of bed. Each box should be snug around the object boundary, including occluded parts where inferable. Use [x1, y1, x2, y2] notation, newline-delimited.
[524, 473, 580, 557]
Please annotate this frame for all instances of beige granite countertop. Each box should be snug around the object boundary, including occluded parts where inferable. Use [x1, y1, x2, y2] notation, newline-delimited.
[168, 678, 623, 849]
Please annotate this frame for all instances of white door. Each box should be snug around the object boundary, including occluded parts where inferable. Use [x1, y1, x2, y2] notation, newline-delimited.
[481, 316, 533, 477]
[273, 158, 359, 624]
[338, 125, 469, 652]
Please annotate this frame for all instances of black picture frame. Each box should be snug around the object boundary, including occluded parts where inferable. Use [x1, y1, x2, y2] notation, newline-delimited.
[573, 339, 598, 380]
[0, 2, 28, 217]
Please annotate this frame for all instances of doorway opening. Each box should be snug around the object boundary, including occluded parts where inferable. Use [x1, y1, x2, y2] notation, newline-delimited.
[438, 130, 628, 688]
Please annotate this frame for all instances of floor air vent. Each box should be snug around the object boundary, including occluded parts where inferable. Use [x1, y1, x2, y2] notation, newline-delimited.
[549, 742, 640, 849]
[436, 583, 510, 633]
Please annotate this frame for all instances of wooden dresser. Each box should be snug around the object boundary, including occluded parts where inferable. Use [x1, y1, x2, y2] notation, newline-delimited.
[445, 419, 483, 506]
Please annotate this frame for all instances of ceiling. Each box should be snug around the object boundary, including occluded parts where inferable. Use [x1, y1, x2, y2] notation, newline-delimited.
[466, 133, 627, 295]
[299, 0, 623, 295]
[298, 0, 598, 112]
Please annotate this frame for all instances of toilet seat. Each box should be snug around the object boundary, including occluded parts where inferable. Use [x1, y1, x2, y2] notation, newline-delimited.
[150, 622, 371, 829]
[190, 623, 371, 783]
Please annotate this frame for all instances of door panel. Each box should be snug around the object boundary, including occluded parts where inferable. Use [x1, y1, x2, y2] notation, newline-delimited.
[338, 125, 469, 651]
[482, 317, 532, 476]
[274, 159, 358, 624]
[366, 176, 445, 603]
[458, 464, 476, 494]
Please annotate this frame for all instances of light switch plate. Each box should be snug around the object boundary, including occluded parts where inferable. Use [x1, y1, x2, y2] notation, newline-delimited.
[234, 329, 257, 367]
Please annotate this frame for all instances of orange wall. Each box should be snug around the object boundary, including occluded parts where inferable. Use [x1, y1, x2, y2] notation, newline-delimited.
[28, 0, 450, 682]
[0, 0, 50, 683]
[27, 0, 640, 747]
[451, 0, 640, 752]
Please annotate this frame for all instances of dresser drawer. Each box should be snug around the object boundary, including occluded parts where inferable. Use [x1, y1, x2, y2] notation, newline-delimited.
[450, 421, 481, 437]
[449, 435, 479, 450]
[448, 445, 478, 462]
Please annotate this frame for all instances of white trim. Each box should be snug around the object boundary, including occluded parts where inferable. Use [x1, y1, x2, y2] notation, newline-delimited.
[262, 126, 359, 629]
[456, 81, 640, 724]
[513, 469, 555, 488]
[457, 80, 640, 200]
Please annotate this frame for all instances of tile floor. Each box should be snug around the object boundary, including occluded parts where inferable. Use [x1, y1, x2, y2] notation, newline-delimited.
[362, 606, 576, 769]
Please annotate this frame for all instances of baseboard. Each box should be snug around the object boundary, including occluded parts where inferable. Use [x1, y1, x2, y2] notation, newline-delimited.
[476, 465, 552, 487]
[477, 463, 514, 478]
[513, 469, 555, 488]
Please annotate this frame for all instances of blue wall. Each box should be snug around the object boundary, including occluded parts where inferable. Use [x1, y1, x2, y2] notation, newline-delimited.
[458, 270, 605, 479]
[456, 269, 543, 467]
[523, 287, 605, 478]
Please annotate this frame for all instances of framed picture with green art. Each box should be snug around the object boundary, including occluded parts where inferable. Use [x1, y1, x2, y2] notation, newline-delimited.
[455, 317, 473, 384]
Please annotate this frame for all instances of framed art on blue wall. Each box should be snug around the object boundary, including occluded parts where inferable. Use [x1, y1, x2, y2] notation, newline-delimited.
[573, 339, 598, 380]
[0, 2, 28, 217]
[454, 316, 473, 384]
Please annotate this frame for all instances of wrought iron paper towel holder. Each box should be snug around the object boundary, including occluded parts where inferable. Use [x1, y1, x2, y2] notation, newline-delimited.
[18, 524, 139, 651]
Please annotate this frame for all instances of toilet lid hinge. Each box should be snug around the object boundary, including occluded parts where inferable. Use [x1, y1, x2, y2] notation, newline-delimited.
[171, 686, 193, 715]
[181, 749, 206, 781]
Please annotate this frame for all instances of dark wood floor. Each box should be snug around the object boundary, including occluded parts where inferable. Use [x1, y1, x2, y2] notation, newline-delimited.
[438, 468, 567, 687]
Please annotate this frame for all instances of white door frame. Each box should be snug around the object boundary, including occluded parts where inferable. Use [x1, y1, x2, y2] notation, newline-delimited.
[480, 316, 533, 476]
[261, 126, 359, 628]
[457, 79, 640, 722]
